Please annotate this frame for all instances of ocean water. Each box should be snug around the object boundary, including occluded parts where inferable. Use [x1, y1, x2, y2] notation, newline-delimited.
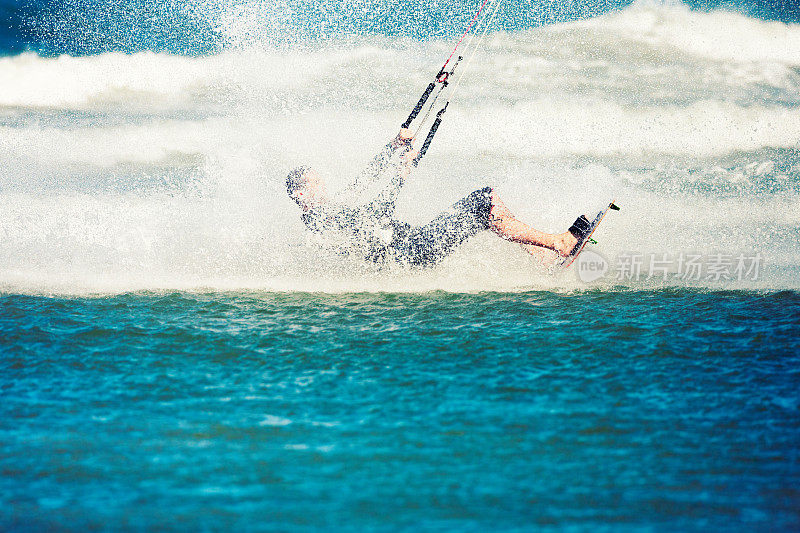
[0, 289, 800, 531]
[2, 290, 800, 531]
[2, 0, 800, 530]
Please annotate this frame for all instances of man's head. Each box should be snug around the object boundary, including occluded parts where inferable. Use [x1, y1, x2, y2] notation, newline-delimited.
[286, 166, 326, 209]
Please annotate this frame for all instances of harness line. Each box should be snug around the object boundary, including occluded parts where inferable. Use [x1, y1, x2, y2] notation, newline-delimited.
[411, 55, 461, 140]
[446, 0, 505, 108]
[401, 0, 500, 131]
[409, 0, 506, 166]
[440, 0, 493, 73]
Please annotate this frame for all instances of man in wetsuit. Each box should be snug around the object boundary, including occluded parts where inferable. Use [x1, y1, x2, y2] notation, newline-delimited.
[285, 128, 591, 267]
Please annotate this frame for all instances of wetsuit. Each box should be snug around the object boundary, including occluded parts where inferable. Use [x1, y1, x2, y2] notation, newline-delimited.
[300, 144, 494, 267]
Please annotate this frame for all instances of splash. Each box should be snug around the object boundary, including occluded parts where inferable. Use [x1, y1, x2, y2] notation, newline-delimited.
[1, 4, 798, 294]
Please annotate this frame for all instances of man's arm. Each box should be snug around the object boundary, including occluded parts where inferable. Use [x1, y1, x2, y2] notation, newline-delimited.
[342, 129, 414, 193]
[367, 147, 418, 218]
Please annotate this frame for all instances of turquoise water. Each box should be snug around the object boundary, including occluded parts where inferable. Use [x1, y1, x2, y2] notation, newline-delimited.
[2, 289, 799, 530]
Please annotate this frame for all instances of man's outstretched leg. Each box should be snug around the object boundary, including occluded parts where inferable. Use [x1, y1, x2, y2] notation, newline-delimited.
[393, 187, 581, 267]
[488, 191, 578, 256]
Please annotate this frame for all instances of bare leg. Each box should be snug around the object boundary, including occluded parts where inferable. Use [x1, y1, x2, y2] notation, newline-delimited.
[488, 192, 577, 256]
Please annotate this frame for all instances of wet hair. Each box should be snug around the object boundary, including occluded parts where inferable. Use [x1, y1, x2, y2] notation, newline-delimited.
[285, 166, 309, 199]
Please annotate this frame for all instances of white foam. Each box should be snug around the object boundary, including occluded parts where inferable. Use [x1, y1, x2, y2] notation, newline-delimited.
[569, 3, 800, 66]
[0, 48, 356, 108]
[445, 99, 800, 158]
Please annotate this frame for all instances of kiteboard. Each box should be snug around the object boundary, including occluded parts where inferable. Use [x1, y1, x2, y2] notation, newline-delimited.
[557, 200, 620, 269]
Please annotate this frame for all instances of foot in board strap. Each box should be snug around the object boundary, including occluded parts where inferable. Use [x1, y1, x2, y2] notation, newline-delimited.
[568, 215, 592, 250]
[558, 212, 602, 267]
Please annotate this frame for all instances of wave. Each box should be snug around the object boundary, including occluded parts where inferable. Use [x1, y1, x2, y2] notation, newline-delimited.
[574, 3, 800, 65]
[2, 101, 798, 181]
[4, 4, 800, 108]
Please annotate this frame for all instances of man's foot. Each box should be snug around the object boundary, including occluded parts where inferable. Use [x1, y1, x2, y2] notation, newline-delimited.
[553, 214, 595, 256]
[557, 214, 595, 257]
[555, 231, 579, 257]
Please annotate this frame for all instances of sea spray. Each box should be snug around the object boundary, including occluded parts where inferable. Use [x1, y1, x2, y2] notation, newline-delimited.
[1, 4, 798, 294]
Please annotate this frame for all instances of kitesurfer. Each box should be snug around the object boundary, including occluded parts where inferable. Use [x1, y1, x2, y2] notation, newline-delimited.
[285, 128, 594, 267]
